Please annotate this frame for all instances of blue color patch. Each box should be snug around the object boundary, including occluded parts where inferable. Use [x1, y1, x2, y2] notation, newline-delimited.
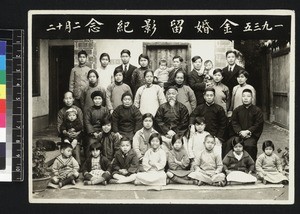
[0, 41, 6, 55]
[0, 56, 5, 70]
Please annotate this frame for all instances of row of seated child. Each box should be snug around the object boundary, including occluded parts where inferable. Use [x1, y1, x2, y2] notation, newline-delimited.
[51, 132, 288, 188]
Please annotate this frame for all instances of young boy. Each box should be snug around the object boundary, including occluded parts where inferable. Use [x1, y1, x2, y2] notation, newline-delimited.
[57, 91, 83, 163]
[203, 60, 214, 80]
[224, 89, 264, 161]
[51, 142, 80, 188]
[84, 91, 110, 157]
[187, 117, 210, 160]
[190, 88, 227, 156]
[229, 70, 256, 113]
[114, 49, 137, 92]
[154, 59, 171, 87]
[212, 69, 230, 115]
[98, 117, 120, 162]
[81, 142, 112, 185]
[110, 137, 139, 184]
[60, 108, 83, 164]
[106, 67, 132, 114]
[188, 135, 226, 186]
[69, 50, 91, 107]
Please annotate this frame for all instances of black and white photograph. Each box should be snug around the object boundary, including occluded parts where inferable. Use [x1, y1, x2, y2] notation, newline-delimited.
[28, 10, 295, 204]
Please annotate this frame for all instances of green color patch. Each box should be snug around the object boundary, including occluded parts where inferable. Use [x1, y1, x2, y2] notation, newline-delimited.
[0, 71, 6, 84]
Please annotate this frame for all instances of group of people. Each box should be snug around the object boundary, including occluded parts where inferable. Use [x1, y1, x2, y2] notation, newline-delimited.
[51, 49, 288, 188]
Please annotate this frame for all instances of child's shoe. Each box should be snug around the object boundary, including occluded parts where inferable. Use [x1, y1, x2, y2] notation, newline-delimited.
[102, 181, 107, 186]
[282, 180, 289, 185]
[193, 180, 198, 185]
[218, 180, 226, 187]
[262, 179, 267, 185]
[58, 182, 63, 188]
[197, 181, 204, 186]
[71, 179, 76, 185]
[84, 181, 92, 185]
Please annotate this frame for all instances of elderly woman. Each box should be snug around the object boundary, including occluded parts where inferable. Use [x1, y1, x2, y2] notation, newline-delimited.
[154, 86, 189, 151]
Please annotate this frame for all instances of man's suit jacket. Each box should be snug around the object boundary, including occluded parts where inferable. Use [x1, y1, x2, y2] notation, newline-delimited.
[222, 64, 244, 93]
[114, 64, 137, 92]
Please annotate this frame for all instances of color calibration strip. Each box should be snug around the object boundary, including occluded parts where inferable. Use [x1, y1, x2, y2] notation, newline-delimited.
[0, 29, 24, 182]
[0, 41, 6, 170]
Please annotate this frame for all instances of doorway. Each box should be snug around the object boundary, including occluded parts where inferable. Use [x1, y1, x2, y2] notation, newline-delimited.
[49, 45, 74, 125]
[143, 42, 191, 72]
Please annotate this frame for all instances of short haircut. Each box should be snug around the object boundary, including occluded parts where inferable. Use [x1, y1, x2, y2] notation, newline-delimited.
[231, 136, 244, 148]
[121, 91, 133, 101]
[149, 133, 162, 145]
[192, 56, 202, 63]
[89, 142, 102, 151]
[138, 54, 150, 64]
[194, 117, 206, 125]
[78, 50, 87, 58]
[142, 113, 154, 121]
[204, 60, 213, 65]
[87, 69, 99, 79]
[64, 91, 74, 98]
[60, 142, 73, 150]
[262, 140, 275, 151]
[99, 53, 110, 62]
[225, 50, 237, 57]
[159, 59, 167, 65]
[237, 70, 249, 79]
[173, 55, 183, 62]
[120, 137, 131, 145]
[204, 134, 215, 143]
[120, 49, 131, 56]
[171, 134, 183, 145]
[114, 67, 124, 76]
[143, 69, 154, 78]
[213, 68, 223, 76]
[242, 88, 253, 95]
[204, 87, 215, 95]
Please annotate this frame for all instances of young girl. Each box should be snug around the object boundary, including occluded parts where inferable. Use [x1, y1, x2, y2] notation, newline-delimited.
[97, 53, 114, 89]
[80, 69, 106, 113]
[60, 108, 83, 164]
[256, 140, 288, 185]
[229, 70, 256, 112]
[131, 54, 150, 95]
[51, 143, 80, 188]
[106, 67, 132, 114]
[187, 117, 210, 160]
[188, 135, 226, 186]
[112, 92, 143, 140]
[98, 117, 120, 162]
[174, 70, 197, 114]
[84, 91, 110, 157]
[82, 142, 112, 185]
[222, 137, 257, 184]
[135, 133, 167, 186]
[110, 137, 139, 184]
[167, 134, 194, 184]
[212, 69, 230, 115]
[132, 113, 158, 162]
[134, 70, 166, 116]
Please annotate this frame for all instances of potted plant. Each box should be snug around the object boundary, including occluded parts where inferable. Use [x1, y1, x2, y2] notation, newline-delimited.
[32, 145, 51, 192]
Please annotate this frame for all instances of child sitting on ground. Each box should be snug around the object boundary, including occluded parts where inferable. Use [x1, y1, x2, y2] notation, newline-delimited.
[81, 142, 112, 185]
[166, 134, 194, 185]
[188, 135, 226, 186]
[60, 108, 83, 164]
[98, 117, 120, 162]
[222, 137, 257, 184]
[110, 137, 139, 184]
[135, 133, 167, 186]
[256, 140, 288, 185]
[51, 142, 80, 188]
[187, 117, 210, 160]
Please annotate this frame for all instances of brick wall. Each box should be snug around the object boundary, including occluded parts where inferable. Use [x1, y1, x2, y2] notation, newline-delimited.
[74, 40, 97, 69]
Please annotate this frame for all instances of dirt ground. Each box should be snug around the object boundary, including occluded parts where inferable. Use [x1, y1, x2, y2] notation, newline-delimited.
[32, 122, 291, 202]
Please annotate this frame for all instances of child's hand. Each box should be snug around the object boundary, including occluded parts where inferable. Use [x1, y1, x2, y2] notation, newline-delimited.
[93, 132, 99, 138]
[116, 132, 123, 140]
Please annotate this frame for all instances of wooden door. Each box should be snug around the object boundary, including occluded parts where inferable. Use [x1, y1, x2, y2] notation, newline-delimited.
[49, 45, 74, 125]
[143, 42, 191, 72]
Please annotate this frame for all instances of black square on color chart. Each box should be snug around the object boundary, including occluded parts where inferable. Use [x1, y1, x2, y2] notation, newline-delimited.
[0, 143, 5, 169]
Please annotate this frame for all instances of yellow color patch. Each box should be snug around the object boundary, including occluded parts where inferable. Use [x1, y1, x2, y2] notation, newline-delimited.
[0, 85, 6, 99]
